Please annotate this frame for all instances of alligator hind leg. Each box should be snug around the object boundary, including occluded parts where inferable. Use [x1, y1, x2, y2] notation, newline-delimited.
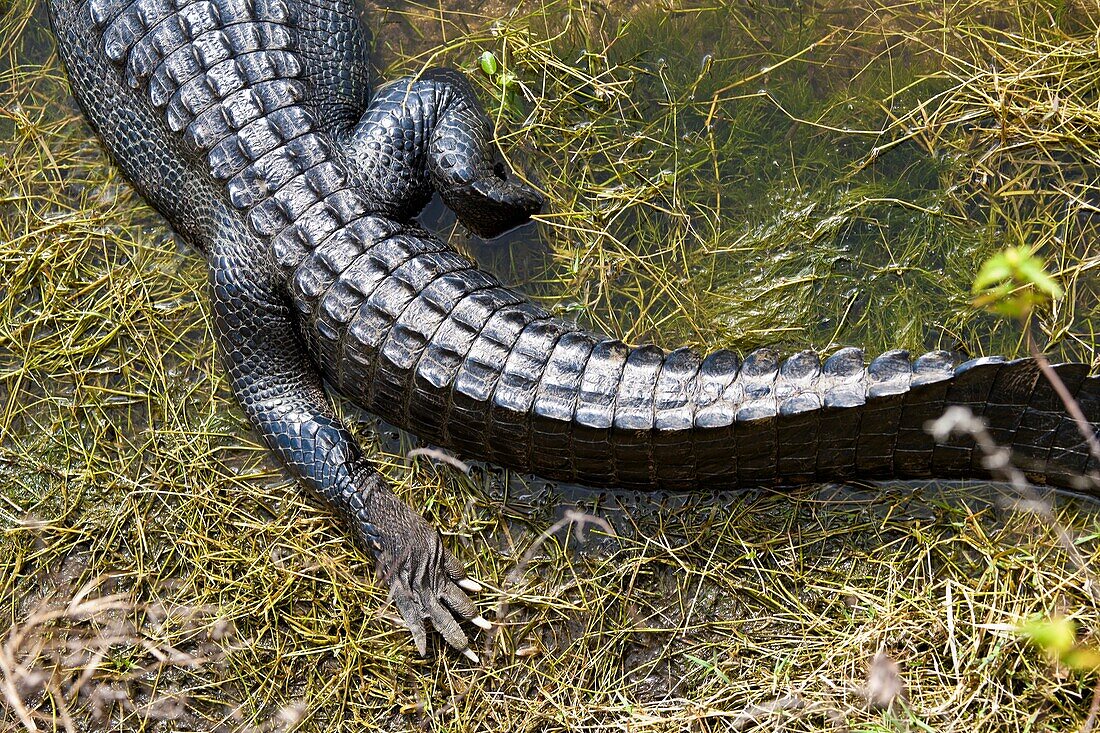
[290, 0, 373, 136]
[210, 219, 487, 658]
[345, 68, 545, 237]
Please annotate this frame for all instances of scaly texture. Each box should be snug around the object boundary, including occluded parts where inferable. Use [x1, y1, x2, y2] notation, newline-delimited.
[47, 0, 1100, 656]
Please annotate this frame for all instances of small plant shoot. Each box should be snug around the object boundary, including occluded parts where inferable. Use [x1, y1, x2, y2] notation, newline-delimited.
[972, 246, 1064, 319]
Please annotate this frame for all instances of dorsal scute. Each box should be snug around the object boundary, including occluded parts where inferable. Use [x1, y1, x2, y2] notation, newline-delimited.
[96, 0, 300, 155]
[91, 0, 382, 272]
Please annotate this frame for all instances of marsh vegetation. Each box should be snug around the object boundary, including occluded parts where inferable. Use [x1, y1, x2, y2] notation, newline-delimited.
[1, 0, 1099, 729]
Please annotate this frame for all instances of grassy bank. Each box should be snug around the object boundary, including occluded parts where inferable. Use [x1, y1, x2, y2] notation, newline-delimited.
[1, 0, 1098, 730]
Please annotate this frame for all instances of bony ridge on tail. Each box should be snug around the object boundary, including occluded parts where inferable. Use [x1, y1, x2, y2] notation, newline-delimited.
[46, 0, 1100, 659]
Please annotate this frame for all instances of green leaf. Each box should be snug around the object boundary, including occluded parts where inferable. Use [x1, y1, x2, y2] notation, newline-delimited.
[1016, 259, 1064, 299]
[1064, 647, 1100, 674]
[972, 255, 1013, 292]
[479, 51, 498, 77]
[1020, 616, 1100, 676]
[1020, 616, 1076, 656]
[971, 246, 1063, 318]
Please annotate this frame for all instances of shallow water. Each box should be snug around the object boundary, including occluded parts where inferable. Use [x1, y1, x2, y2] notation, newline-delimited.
[416, 2, 1096, 363]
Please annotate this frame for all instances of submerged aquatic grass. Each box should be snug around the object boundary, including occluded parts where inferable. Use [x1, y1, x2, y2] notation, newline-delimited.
[1, 0, 1099, 730]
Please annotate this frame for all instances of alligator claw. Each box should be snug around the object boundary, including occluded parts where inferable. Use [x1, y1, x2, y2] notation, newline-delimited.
[458, 578, 483, 593]
[368, 485, 485, 657]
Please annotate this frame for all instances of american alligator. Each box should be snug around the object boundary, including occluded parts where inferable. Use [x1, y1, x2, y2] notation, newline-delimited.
[47, 0, 1100, 660]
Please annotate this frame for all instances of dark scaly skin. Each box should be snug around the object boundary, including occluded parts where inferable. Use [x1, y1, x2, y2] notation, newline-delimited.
[46, 0, 1100, 657]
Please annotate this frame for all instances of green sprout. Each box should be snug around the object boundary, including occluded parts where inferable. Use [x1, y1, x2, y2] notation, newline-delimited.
[971, 246, 1064, 319]
[476, 50, 523, 119]
[1019, 616, 1100, 675]
[478, 50, 498, 76]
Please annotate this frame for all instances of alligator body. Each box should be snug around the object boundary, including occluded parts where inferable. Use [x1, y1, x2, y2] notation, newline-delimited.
[47, 0, 1100, 657]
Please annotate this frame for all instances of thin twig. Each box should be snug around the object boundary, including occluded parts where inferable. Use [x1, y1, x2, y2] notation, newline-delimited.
[927, 407, 1099, 601]
[406, 447, 471, 475]
[1026, 331, 1100, 469]
[1082, 677, 1100, 733]
[483, 509, 614, 665]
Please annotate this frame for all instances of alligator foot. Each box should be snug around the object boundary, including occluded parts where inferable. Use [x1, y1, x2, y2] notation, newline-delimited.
[344, 68, 545, 238]
[440, 167, 546, 239]
[354, 476, 490, 658]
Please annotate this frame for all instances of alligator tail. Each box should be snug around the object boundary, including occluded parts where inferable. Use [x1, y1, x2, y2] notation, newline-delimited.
[449, 340, 1100, 491]
[271, 193, 1100, 492]
[303, 242, 1099, 492]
